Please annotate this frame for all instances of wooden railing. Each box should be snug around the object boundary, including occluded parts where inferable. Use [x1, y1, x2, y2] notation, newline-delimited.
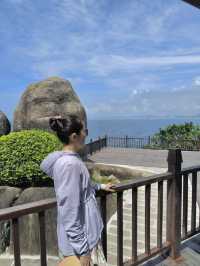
[1, 148, 200, 265]
[0, 198, 56, 266]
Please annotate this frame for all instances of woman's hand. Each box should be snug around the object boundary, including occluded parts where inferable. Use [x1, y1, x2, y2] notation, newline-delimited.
[101, 182, 116, 192]
[79, 253, 91, 266]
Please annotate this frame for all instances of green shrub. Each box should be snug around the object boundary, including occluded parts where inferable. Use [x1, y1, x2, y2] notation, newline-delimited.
[0, 129, 63, 187]
[146, 122, 200, 150]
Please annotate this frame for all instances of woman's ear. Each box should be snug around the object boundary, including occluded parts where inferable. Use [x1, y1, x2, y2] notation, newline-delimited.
[70, 132, 77, 141]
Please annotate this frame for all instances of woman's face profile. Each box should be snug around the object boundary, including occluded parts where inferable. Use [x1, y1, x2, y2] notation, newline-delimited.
[69, 122, 88, 152]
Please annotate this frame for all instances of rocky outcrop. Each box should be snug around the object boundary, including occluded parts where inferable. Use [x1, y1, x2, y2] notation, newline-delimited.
[0, 111, 11, 136]
[0, 186, 22, 253]
[9, 187, 58, 256]
[13, 77, 87, 132]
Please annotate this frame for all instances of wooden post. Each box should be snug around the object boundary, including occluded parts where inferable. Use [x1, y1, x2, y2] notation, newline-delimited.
[100, 195, 107, 260]
[90, 138, 93, 155]
[166, 148, 183, 259]
[38, 211, 47, 266]
[12, 218, 21, 266]
[117, 191, 123, 266]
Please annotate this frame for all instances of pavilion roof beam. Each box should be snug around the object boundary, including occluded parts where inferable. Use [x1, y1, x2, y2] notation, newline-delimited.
[182, 0, 200, 9]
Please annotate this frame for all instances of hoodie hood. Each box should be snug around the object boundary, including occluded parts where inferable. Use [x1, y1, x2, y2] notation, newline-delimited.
[40, 150, 79, 178]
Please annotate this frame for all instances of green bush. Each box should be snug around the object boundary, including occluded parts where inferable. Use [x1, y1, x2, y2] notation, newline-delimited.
[0, 129, 63, 187]
[145, 122, 200, 150]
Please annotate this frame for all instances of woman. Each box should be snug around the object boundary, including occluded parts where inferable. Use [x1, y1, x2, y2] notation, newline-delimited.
[40, 114, 116, 266]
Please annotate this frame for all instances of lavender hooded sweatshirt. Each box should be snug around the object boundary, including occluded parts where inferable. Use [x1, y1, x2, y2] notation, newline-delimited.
[40, 150, 104, 256]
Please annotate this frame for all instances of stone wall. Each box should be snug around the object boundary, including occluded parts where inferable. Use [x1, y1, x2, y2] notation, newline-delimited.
[0, 186, 58, 256]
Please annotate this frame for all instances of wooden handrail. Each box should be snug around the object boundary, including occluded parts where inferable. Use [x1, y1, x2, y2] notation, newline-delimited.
[0, 198, 56, 221]
[105, 172, 173, 191]
[181, 164, 200, 174]
[1, 148, 200, 265]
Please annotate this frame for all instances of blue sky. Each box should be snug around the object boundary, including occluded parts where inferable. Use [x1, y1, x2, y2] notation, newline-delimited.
[1, 0, 200, 121]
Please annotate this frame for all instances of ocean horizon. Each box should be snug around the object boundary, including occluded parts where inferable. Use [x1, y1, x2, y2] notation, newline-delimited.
[85, 117, 200, 143]
[8, 117, 200, 144]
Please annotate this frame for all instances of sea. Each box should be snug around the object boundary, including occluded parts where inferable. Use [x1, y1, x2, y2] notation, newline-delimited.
[85, 118, 200, 143]
[9, 117, 200, 144]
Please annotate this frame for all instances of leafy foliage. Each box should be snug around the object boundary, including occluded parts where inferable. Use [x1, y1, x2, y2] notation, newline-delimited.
[145, 122, 200, 150]
[0, 129, 63, 187]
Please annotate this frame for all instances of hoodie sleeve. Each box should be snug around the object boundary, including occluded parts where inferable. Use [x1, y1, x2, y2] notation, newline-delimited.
[57, 160, 90, 256]
[90, 181, 101, 191]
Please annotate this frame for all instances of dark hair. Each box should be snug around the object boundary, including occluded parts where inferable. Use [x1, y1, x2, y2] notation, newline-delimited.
[49, 115, 84, 144]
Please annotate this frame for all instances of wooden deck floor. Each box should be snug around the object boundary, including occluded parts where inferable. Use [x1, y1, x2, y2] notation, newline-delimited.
[143, 234, 200, 266]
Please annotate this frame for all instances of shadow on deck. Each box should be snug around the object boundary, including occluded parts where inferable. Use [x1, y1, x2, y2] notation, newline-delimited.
[143, 233, 200, 266]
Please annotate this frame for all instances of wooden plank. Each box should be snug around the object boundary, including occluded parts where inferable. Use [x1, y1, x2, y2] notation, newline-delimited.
[12, 218, 21, 266]
[166, 178, 172, 243]
[166, 149, 183, 259]
[181, 165, 200, 174]
[100, 195, 107, 260]
[117, 191, 123, 266]
[145, 184, 151, 255]
[191, 171, 197, 233]
[132, 187, 137, 262]
[182, 173, 188, 238]
[123, 242, 170, 266]
[38, 211, 47, 266]
[181, 226, 200, 241]
[157, 181, 163, 249]
[106, 172, 172, 192]
[0, 198, 56, 221]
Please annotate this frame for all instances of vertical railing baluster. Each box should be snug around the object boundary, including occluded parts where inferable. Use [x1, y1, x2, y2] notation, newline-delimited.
[100, 194, 107, 260]
[145, 184, 151, 255]
[157, 181, 163, 249]
[191, 171, 197, 233]
[38, 211, 47, 266]
[182, 173, 188, 238]
[12, 218, 21, 266]
[132, 187, 137, 263]
[166, 178, 171, 243]
[90, 138, 93, 155]
[117, 191, 123, 266]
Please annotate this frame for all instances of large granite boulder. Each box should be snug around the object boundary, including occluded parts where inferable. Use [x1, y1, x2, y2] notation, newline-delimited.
[0, 186, 22, 254]
[0, 111, 11, 136]
[13, 77, 87, 132]
[9, 187, 58, 256]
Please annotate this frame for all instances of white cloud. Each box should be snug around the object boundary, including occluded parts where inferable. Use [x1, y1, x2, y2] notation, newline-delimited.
[131, 90, 138, 96]
[88, 84, 200, 118]
[7, 0, 200, 79]
[2, 0, 200, 119]
[84, 54, 200, 78]
[194, 76, 200, 86]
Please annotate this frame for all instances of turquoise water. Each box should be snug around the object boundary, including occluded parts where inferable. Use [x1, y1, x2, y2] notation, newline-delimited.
[85, 118, 200, 143]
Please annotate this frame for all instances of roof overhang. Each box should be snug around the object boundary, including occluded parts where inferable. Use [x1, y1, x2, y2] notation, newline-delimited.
[182, 0, 200, 8]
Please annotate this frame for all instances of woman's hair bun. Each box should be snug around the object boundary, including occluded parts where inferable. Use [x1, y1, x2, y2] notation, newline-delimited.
[49, 116, 64, 132]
